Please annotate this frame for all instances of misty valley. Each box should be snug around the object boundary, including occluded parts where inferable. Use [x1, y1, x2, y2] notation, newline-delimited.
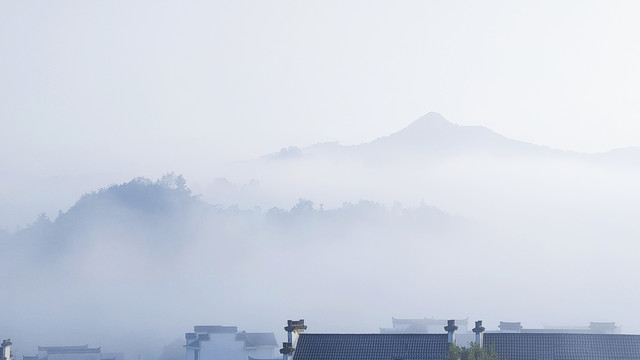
[5, 1, 640, 358]
[2, 114, 640, 360]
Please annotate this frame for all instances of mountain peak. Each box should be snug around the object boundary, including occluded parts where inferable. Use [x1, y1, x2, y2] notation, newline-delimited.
[381, 112, 459, 143]
[365, 112, 544, 157]
[406, 112, 457, 131]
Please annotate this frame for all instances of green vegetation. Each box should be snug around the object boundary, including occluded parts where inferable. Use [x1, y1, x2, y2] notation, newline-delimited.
[447, 343, 497, 360]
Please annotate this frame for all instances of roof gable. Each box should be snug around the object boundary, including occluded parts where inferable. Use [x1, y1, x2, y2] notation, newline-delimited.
[194, 326, 238, 334]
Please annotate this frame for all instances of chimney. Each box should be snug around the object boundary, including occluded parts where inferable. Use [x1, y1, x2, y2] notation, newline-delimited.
[444, 320, 458, 344]
[282, 320, 307, 360]
[472, 321, 485, 346]
[284, 319, 307, 343]
[280, 342, 294, 360]
[1, 339, 11, 360]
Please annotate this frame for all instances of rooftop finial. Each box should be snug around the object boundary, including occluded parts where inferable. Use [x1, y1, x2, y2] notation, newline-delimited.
[1, 339, 12, 360]
[283, 320, 307, 360]
[444, 320, 458, 344]
[472, 321, 485, 346]
[284, 320, 307, 333]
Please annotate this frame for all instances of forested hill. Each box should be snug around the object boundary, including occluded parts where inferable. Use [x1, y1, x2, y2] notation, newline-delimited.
[3, 173, 457, 258]
[0, 174, 462, 358]
[6, 174, 209, 255]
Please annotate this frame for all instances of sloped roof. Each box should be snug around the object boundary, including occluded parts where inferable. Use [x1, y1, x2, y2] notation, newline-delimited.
[236, 332, 278, 348]
[194, 326, 238, 334]
[38, 346, 89, 351]
[483, 333, 640, 360]
[293, 333, 448, 360]
[184, 340, 200, 349]
[39, 346, 101, 354]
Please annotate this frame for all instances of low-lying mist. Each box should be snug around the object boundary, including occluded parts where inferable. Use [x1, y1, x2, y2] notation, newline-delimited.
[4, 116, 640, 360]
[0, 174, 465, 360]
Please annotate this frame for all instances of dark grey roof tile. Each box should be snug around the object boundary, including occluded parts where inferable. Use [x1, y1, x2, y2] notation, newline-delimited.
[293, 334, 448, 360]
[484, 333, 640, 360]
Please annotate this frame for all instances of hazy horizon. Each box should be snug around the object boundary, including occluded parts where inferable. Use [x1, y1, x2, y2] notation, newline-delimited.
[3, 111, 640, 230]
[3, 2, 640, 360]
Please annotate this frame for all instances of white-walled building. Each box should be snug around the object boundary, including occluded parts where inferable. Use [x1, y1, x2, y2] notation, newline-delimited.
[184, 326, 278, 360]
[23, 346, 123, 360]
[380, 317, 469, 334]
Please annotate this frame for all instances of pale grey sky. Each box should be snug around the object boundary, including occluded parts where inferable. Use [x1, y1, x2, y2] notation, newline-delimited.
[2, 1, 640, 177]
[5, 0, 640, 345]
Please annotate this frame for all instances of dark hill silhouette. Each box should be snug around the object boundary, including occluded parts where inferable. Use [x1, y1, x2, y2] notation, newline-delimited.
[0, 173, 462, 360]
[11, 174, 212, 258]
[7, 173, 455, 257]
[64, 174, 199, 222]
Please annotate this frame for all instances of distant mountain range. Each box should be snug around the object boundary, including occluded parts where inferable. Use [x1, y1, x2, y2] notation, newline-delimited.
[212, 112, 640, 217]
[263, 112, 585, 162]
[3, 112, 640, 357]
[285, 113, 640, 165]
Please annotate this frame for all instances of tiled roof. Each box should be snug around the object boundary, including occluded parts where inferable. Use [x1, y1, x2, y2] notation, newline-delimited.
[45, 348, 101, 354]
[484, 333, 640, 360]
[194, 326, 238, 334]
[293, 334, 448, 360]
[38, 346, 89, 351]
[236, 332, 278, 348]
[39, 346, 101, 354]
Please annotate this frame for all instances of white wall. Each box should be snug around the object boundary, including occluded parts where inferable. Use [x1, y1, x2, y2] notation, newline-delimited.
[187, 332, 276, 360]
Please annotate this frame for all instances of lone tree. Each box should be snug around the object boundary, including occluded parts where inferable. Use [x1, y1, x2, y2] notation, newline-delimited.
[447, 343, 497, 360]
